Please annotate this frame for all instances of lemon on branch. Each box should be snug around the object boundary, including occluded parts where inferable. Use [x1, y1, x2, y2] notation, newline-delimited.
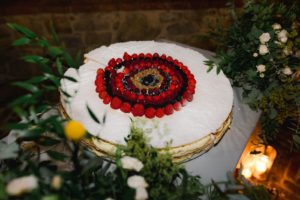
[64, 120, 86, 141]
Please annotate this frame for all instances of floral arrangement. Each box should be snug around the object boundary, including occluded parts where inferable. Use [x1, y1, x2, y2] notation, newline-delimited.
[0, 23, 272, 200]
[95, 52, 196, 118]
[207, 0, 300, 148]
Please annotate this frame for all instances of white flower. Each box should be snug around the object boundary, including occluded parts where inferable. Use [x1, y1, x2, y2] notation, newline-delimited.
[260, 73, 265, 78]
[6, 175, 38, 196]
[259, 33, 271, 44]
[105, 198, 114, 200]
[282, 67, 293, 75]
[278, 29, 288, 43]
[121, 156, 144, 172]
[127, 175, 148, 189]
[259, 44, 269, 55]
[272, 23, 282, 30]
[135, 187, 148, 200]
[51, 175, 62, 190]
[256, 64, 266, 73]
[253, 53, 258, 57]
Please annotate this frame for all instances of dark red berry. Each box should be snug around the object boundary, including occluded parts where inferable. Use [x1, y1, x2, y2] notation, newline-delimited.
[173, 102, 181, 111]
[120, 102, 131, 113]
[145, 107, 156, 119]
[156, 108, 165, 118]
[110, 97, 122, 109]
[131, 104, 144, 117]
[164, 104, 174, 115]
[103, 96, 111, 104]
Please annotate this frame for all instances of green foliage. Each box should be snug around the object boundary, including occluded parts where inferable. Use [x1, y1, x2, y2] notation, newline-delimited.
[0, 23, 272, 200]
[209, 0, 300, 147]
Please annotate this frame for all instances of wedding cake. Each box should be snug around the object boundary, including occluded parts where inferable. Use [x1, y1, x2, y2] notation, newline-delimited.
[60, 41, 233, 162]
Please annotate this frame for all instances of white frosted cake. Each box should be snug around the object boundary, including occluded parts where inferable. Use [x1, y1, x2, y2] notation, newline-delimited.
[60, 41, 233, 162]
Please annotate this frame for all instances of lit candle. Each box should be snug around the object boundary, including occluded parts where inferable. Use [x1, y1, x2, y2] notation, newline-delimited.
[242, 168, 252, 179]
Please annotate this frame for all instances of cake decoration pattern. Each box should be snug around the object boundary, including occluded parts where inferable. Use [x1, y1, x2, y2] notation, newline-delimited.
[95, 52, 196, 118]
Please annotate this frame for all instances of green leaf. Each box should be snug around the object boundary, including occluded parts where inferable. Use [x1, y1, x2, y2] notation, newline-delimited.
[62, 51, 76, 68]
[38, 137, 61, 146]
[22, 55, 48, 64]
[56, 58, 64, 75]
[13, 82, 39, 93]
[0, 141, 19, 160]
[9, 94, 35, 107]
[6, 122, 30, 130]
[27, 76, 47, 84]
[47, 150, 68, 161]
[44, 73, 60, 87]
[12, 37, 31, 46]
[0, 175, 8, 200]
[86, 104, 101, 124]
[7, 23, 37, 39]
[48, 46, 63, 58]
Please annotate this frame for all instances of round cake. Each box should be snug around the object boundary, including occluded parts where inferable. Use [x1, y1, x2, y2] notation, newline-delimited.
[60, 41, 233, 162]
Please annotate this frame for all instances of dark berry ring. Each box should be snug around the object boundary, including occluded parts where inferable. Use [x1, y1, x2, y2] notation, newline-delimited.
[95, 52, 196, 118]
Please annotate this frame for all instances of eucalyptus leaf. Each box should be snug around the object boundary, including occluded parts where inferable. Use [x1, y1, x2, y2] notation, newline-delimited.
[12, 37, 31, 46]
[7, 23, 37, 39]
[13, 82, 39, 93]
[47, 150, 68, 161]
[86, 104, 101, 124]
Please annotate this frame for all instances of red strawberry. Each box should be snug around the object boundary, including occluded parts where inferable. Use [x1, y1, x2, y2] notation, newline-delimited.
[103, 96, 111, 104]
[120, 102, 131, 113]
[156, 108, 165, 118]
[110, 97, 122, 109]
[145, 107, 156, 119]
[173, 102, 181, 111]
[116, 58, 122, 64]
[131, 104, 144, 117]
[164, 104, 174, 115]
[108, 58, 116, 67]
[123, 52, 131, 61]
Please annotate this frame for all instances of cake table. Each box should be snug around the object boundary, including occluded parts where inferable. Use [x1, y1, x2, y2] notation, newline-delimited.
[60, 41, 234, 162]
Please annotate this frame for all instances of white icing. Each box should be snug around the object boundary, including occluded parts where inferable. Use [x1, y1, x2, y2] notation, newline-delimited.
[61, 41, 233, 148]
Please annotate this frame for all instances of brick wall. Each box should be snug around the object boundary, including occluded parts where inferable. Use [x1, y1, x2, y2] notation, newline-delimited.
[0, 9, 233, 104]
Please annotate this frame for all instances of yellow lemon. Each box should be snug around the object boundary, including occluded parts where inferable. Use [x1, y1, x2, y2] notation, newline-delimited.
[64, 120, 86, 141]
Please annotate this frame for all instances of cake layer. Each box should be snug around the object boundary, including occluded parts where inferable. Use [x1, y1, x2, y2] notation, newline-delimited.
[61, 41, 233, 149]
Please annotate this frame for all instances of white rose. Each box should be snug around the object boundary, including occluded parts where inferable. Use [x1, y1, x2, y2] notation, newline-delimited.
[259, 45, 269, 55]
[6, 175, 38, 196]
[260, 73, 265, 78]
[259, 33, 271, 44]
[121, 156, 144, 172]
[127, 175, 148, 189]
[253, 53, 258, 57]
[282, 67, 293, 75]
[272, 23, 282, 30]
[135, 187, 148, 200]
[256, 64, 266, 73]
[278, 30, 288, 43]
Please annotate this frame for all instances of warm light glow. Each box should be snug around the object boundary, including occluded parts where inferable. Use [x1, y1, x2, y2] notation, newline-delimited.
[242, 168, 252, 178]
[255, 158, 268, 174]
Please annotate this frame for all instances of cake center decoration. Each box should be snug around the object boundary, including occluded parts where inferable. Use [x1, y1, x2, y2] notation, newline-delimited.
[95, 52, 196, 118]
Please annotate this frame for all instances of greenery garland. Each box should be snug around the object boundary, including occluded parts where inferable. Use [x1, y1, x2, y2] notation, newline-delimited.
[0, 23, 272, 199]
[206, 0, 300, 149]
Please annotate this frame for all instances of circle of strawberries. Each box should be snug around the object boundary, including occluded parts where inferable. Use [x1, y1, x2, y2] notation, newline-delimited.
[95, 52, 196, 118]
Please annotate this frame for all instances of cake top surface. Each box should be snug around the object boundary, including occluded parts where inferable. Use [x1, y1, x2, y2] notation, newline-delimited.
[61, 41, 233, 148]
